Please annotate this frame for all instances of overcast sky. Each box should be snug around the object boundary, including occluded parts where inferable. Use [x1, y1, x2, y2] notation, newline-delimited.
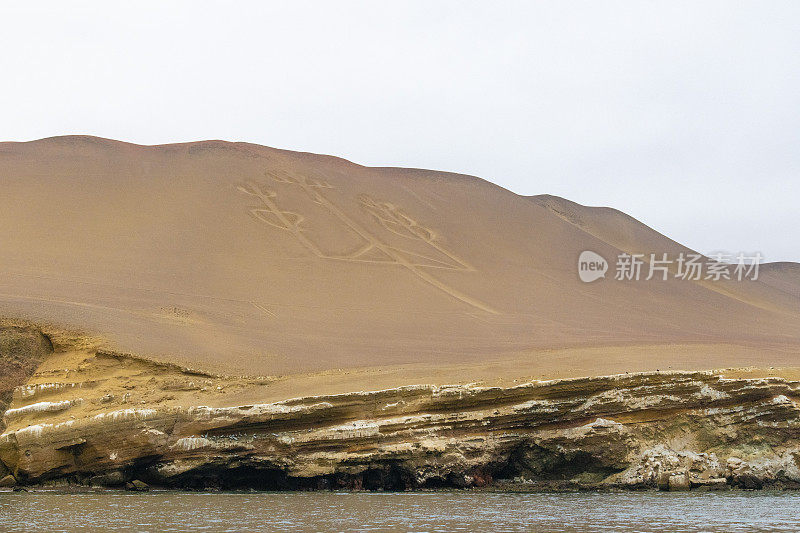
[2, 1, 798, 262]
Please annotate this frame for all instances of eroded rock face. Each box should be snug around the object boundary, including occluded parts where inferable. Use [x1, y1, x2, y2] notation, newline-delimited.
[3, 349, 800, 491]
[0, 326, 53, 418]
[0, 325, 54, 481]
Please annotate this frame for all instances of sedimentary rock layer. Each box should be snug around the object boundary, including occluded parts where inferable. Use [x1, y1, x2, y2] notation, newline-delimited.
[2, 328, 799, 491]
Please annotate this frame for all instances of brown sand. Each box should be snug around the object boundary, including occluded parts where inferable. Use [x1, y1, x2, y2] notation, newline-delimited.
[1, 136, 798, 384]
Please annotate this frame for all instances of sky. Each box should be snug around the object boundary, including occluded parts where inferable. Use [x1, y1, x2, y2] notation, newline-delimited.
[1, 1, 798, 262]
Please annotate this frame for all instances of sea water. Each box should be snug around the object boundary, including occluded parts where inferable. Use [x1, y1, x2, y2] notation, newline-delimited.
[1, 490, 798, 532]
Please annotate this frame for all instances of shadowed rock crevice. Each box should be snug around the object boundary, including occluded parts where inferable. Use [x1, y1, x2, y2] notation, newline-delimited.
[0, 326, 53, 428]
[143, 463, 419, 491]
[500, 444, 625, 484]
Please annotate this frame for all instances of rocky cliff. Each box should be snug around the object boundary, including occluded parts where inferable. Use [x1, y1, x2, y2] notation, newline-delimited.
[2, 324, 800, 492]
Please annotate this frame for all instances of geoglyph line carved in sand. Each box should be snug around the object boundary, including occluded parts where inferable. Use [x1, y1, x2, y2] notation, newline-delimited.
[251, 301, 277, 318]
[237, 171, 498, 314]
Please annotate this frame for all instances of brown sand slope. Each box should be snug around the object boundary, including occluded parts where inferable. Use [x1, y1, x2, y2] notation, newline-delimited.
[0, 136, 798, 378]
[529, 194, 800, 318]
[760, 262, 800, 300]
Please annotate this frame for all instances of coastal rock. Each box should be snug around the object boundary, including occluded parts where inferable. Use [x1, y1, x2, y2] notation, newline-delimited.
[733, 473, 764, 490]
[618, 445, 726, 489]
[690, 477, 728, 490]
[0, 474, 15, 487]
[0, 326, 53, 432]
[3, 338, 800, 491]
[88, 470, 127, 487]
[668, 472, 690, 491]
[125, 480, 149, 492]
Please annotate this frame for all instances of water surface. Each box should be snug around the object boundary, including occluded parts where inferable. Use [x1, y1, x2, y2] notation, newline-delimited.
[1, 491, 798, 532]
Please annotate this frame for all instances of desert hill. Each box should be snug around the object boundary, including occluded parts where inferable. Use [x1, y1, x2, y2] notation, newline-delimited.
[760, 262, 800, 300]
[0, 136, 798, 380]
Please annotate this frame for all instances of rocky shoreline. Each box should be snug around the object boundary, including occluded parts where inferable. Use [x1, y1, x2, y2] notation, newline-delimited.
[0, 476, 795, 493]
[2, 325, 800, 493]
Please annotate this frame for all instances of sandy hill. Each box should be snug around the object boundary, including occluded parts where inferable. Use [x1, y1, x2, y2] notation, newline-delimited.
[0, 136, 798, 381]
[760, 262, 800, 300]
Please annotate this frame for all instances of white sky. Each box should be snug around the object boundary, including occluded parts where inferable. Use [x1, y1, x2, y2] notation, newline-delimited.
[2, 1, 798, 262]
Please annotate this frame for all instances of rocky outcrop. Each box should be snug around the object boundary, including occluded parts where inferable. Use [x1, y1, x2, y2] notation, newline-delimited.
[3, 344, 800, 491]
[0, 325, 55, 484]
[0, 326, 53, 429]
